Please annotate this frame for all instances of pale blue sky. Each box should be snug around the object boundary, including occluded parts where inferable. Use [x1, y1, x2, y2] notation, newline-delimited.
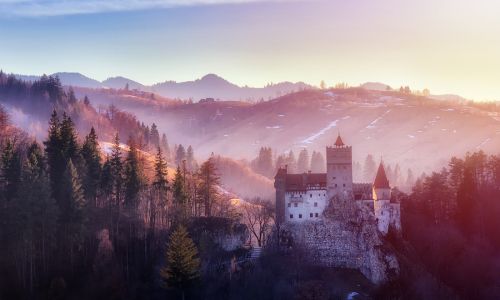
[1, 0, 500, 100]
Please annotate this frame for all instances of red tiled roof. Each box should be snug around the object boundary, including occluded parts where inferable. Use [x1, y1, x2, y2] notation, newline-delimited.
[373, 163, 390, 188]
[334, 134, 345, 147]
[285, 173, 326, 191]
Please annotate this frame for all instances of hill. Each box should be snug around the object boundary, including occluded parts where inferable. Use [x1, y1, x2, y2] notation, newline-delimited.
[78, 87, 500, 177]
[12, 71, 311, 102]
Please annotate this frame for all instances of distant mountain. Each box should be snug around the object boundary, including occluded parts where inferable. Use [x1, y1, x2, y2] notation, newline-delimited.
[151, 73, 312, 101]
[361, 82, 391, 91]
[102, 76, 146, 90]
[15, 72, 102, 89]
[12, 71, 312, 102]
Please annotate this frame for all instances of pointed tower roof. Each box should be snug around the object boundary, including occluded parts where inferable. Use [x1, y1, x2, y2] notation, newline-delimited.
[373, 162, 390, 188]
[334, 134, 345, 147]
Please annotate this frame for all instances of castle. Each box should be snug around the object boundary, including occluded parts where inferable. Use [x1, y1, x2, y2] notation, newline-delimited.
[274, 134, 401, 235]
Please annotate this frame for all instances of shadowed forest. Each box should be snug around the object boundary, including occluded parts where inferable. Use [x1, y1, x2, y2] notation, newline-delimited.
[0, 74, 499, 300]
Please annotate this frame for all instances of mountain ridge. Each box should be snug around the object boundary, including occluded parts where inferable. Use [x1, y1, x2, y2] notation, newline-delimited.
[11, 71, 312, 102]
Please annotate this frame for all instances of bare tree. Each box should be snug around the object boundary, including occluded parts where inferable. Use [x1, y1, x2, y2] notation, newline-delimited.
[242, 198, 274, 247]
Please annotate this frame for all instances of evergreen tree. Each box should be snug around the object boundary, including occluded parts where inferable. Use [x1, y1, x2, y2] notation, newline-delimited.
[44, 110, 65, 204]
[160, 225, 200, 299]
[83, 95, 90, 106]
[81, 127, 101, 206]
[99, 156, 113, 207]
[297, 148, 309, 173]
[310, 151, 326, 173]
[151, 147, 168, 232]
[176, 144, 186, 167]
[198, 157, 220, 217]
[286, 150, 297, 173]
[1, 139, 21, 202]
[150, 123, 160, 148]
[110, 134, 123, 207]
[59, 113, 79, 163]
[363, 154, 376, 182]
[173, 166, 188, 221]
[186, 145, 195, 171]
[124, 140, 142, 209]
[61, 160, 86, 251]
[161, 133, 170, 160]
[67, 87, 77, 104]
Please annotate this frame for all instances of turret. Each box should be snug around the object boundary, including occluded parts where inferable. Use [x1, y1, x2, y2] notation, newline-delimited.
[373, 162, 391, 234]
[326, 133, 353, 200]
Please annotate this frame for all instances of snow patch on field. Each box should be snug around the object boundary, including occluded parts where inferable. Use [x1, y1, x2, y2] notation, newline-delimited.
[407, 134, 415, 139]
[476, 138, 491, 149]
[366, 109, 391, 129]
[266, 125, 281, 129]
[301, 119, 339, 144]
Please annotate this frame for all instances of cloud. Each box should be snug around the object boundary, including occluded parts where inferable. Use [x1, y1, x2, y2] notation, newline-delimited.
[0, 0, 292, 17]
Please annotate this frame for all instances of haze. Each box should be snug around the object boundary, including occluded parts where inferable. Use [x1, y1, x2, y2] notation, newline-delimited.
[1, 0, 500, 101]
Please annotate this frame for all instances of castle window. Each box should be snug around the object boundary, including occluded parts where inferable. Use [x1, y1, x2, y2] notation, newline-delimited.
[343, 183, 346, 187]
[299, 214, 302, 219]
[315, 213, 319, 217]
[335, 184, 337, 187]
[290, 214, 293, 219]
[294, 203, 298, 207]
[310, 213, 313, 218]
[288, 203, 291, 207]
[314, 202, 318, 207]
[310, 194, 312, 198]
[333, 176, 336, 179]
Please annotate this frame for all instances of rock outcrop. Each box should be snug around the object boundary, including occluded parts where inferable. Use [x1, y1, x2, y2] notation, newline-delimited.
[282, 199, 399, 284]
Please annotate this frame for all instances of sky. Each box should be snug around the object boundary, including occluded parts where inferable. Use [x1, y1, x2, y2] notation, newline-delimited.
[0, 0, 500, 101]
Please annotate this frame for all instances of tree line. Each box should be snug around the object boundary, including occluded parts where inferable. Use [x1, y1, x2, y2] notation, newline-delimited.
[0, 107, 227, 299]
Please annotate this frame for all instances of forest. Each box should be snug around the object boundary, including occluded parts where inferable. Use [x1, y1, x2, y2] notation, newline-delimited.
[1, 74, 500, 300]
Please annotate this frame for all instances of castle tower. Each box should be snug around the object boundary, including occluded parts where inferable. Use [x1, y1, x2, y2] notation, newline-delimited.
[274, 166, 287, 223]
[373, 162, 391, 233]
[326, 134, 353, 200]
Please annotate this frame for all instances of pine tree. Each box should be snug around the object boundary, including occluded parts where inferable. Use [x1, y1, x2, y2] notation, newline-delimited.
[59, 113, 79, 163]
[81, 127, 101, 206]
[150, 123, 160, 148]
[198, 157, 220, 217]
[160, 225, 200, 300]
[1, 139, 21, 202]
[67, 87, 77, 104]
[124, 140, 142, 209]
[151, 147, 168, 231]
[286, 150, 297, 173]
[297, 148, 309, 173]
[176, 144, 186, 167]
[173, 166, 188, 220]
[110, 133, 123, 207]
[161, 133, 170, 160]
[44, 110, 65, 204]
[62, 160, 86, 251]
[186, 145, 195, 171]
[363, 154, 376, 182]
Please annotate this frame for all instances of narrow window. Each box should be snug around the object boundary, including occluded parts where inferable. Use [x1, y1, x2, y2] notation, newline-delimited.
[294, 203, 298, 207]
[310, 213, 313, 218]
[288, 203, 291, 207]
[299, 214, 302, 219]
[314, 202, 318, 207]
[310, 194, 312, 198]
[290, 214, 293, 219]
[315, 213, 319, 217]
[335, 184, 337, 187]
[343, 183, 346, 187]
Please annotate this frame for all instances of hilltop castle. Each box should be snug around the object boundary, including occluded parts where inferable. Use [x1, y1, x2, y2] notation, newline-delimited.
[274, 134, 401, 235]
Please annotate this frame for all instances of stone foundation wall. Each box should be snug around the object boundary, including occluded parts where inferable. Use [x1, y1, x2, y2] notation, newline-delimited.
[283, 200, 399, 284]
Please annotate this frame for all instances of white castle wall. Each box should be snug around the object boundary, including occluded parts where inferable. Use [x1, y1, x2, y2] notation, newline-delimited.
[285, 189, 327, 223]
